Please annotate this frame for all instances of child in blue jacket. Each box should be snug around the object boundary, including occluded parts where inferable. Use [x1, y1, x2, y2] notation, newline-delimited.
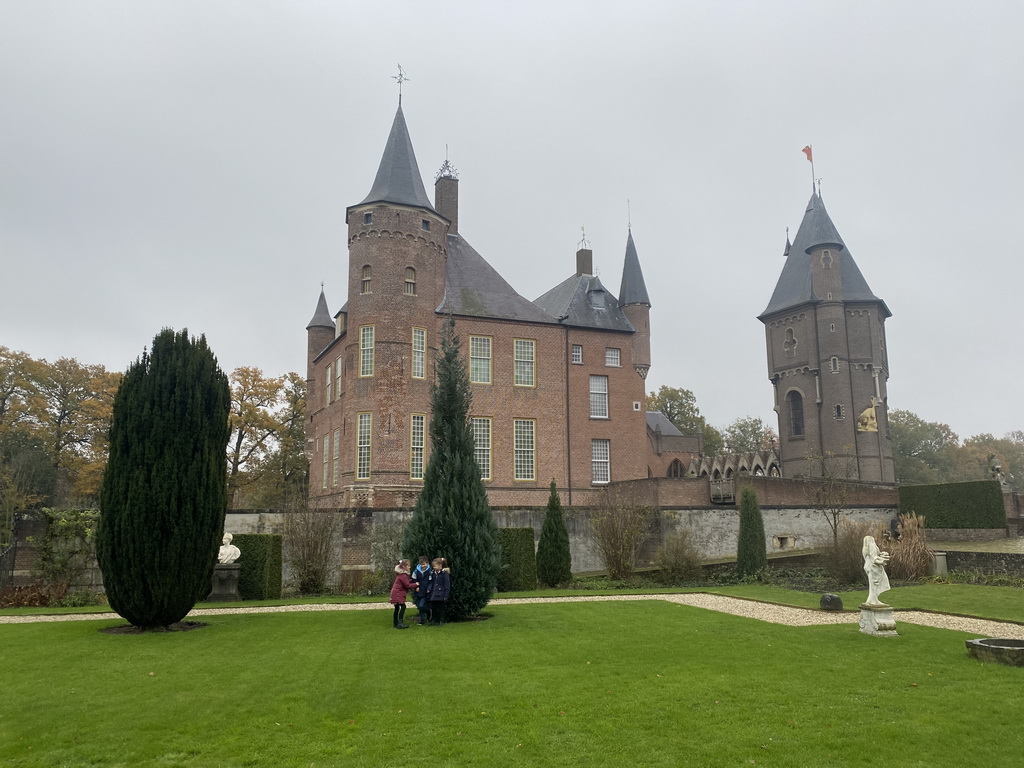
[428, 557, 451, 626]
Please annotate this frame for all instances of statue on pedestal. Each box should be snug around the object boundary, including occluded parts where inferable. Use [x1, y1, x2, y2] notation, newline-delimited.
[218, 533, 241, 564]
[862, 535, 890, 605]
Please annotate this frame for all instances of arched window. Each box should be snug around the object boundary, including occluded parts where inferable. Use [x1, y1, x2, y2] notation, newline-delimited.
[404, 267, 416, 296]
[667, 458, 685, 478]
[834, 404, 845, 420]
[787, 390, 805, 437]
[361, 265, 372, 294]
[783, 328, 798, 358]
[830, 356, 840, 373]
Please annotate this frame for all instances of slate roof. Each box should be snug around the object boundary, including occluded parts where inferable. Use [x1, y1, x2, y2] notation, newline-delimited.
[646, 411, 684, 437]
[760, 191, 890, 319]
[306, 289, 334, 330]
[351, 105, 436, 215]
[618, 229, 651, 307]
[534, 273, 635, 332]
[441, 235, 556, 323]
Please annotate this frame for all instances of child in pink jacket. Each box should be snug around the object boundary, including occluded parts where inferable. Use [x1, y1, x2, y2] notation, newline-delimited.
[389, 560, 416, 629]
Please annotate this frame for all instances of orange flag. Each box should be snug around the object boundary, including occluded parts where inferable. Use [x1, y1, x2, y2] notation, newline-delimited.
[802, 145, 813, 162]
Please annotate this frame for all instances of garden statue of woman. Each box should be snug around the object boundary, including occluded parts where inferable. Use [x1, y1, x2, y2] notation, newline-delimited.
[862, 535, 890, 605]
[218, 533, 241, 564]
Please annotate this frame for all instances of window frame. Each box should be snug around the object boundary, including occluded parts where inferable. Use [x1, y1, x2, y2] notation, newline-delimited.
[412, 327, 426, 379]
[513, 419, 536, 481]
[589, 375, 609, 419]
[404, 267, 417, 296]
[605, 348, 621, 367]
[360, 265, 372, 294]
[332, 429, 341, 487]
[514, 339, 536, 387]
[592, 438, 610, 484]
[410, 413, 426, 481]
[359, 325, 375, 378]
[470, 417, 492, 481]
[321, 432, 330, 489]
[469, 335, 492, 385]
[356, 412, 372, 480]
[571, 344, 583, 365]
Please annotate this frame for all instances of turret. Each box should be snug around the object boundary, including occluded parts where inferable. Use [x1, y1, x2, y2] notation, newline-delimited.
[618, 229, 651, 379]
[305, 288, 335, 407]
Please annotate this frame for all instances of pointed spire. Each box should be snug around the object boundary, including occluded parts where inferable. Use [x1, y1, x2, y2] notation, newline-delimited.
[618, 229, 651, 307]
[800, 191, 844, 254]
[306, 288, 334, 330]
[356, 105, 435, 212]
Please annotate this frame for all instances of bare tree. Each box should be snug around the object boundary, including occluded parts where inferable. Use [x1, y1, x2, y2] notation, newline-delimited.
[804, 450, 857, 547]
[590, 486, 653, 580]
[283, 498, 347, 595]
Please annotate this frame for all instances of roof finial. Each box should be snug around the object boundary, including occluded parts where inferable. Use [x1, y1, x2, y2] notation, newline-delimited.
[627, 198, 632, 230]
[816, 177, 822, 197]
[579, 226, 590, 250]
[392, 64, 409, 105]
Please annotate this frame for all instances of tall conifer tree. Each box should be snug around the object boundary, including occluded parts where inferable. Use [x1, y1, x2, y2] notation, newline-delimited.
[402, 318, 500, 619]
[536, 480, 572, 587]
[736, 484, 767, 577]
[97, 329, 230, 628]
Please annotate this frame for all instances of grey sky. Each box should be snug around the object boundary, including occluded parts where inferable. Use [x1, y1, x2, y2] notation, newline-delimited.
[2, 1, 1021, 441]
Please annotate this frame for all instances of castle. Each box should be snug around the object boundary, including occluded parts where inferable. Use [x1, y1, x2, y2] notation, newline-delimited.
[304, 103, 894, 512]
[305, 104, 698, 510]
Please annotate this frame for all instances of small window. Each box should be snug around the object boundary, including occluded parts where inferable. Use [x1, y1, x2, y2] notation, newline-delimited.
[830, 356, 840, 373]
[571, 344, 583, 365]
[404, 267, 417, 296]
[834, 404, 845, 420]
[827, 292, 833, 300]
[361, 265, 372, 294]
[421, 219, 430, 232]
[363, 212, 372, 225]
[783, 328, 798, 358]
[821, 250, 833, 268]
[830, 323, 836, 332]
[605, 348, 621, 367]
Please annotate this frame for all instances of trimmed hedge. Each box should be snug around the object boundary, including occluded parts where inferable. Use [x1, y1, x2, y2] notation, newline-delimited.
[900, 480, 1005, 529]
[497, 528, 537, 592]
[232, 534, 283, 600]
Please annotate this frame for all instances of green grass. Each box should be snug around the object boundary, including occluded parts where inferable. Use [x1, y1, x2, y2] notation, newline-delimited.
[2, 600, 1022, 767]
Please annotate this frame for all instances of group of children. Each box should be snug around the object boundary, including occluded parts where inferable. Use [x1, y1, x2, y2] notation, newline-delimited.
[389, 556, 450, 629]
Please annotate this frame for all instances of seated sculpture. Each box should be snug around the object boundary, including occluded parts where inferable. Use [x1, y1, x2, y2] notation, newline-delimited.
[218, 533, 241, 564]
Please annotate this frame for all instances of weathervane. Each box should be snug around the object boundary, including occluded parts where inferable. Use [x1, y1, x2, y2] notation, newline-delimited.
[435, 143, 459, 182]
[392, 64, 409, 105]
[627, 198, 632, 229]
[579, 226, 590, 250]
[802, 145, 815, 190]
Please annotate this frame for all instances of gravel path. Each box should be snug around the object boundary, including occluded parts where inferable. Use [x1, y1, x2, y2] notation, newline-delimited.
[2, 594, 1023, 638]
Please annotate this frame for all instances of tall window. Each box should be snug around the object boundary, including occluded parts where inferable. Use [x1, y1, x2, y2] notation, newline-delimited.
[471, 417, 492, 480]
[470, 336, 492, 384]
[335, 358, 342, 389]
[332, 429, 340, 486]
[589, 375, 609, 419]
[592, 439, 610, 484]
[787, 391, 805, 437]
[514, 419, 535, 480]
[605, 348, 621, 367]
[830, 356, 840, 373]
[325, 364, 333, 407]
[360, 265, 372, 294]
[571, 344, 583, 364]
[356, 413, 372, 480]
[514, 340, 535, 387]
[412, 328, 426, 379]
[321, 432, 329, 489]
[404, 267, 417, 296]
[410, 414, 425, 480]
[359, 325, 375, 377]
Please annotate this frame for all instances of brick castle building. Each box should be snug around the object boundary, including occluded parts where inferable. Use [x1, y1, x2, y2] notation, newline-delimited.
[760, 190, 896, 482]
[305, 104, 698, 510]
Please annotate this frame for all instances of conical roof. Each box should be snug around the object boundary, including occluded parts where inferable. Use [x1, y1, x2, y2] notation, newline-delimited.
[760, 191, 890, 319]
[353, 105, 435, 213]
[306, 289, 334, 330]
[618, 229, 651, 307]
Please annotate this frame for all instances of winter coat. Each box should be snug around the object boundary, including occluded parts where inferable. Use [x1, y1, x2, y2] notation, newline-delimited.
[429, 568, 451, 602]
[411, 565, 432, 599]
[390, 572, 416, 604]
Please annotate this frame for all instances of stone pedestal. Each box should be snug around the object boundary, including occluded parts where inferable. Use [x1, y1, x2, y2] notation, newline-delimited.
[208, 563, 241, 602]
[859, 603, 898, 637]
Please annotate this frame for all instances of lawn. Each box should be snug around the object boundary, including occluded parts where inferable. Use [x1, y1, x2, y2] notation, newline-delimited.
[2, 598, 1022, 767]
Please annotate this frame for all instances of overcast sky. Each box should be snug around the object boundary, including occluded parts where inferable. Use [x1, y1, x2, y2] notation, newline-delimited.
[2, 1, 1021, 441]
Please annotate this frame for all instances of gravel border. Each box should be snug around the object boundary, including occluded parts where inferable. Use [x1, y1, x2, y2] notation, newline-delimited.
[2, 593, 1023, 638]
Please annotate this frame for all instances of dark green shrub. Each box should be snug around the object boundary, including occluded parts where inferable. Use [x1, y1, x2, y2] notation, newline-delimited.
[233, 533, 282, 600]
[736, 485, 767, 577]
[97, 329, 231, 629]
[536, 481, 572, 587]
[497, 528, 537, 592]
[402, 318, 500, 619]
[900, 480, 1005, 529]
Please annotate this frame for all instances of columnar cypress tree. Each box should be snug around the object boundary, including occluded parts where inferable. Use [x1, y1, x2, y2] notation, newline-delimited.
[402, 318, 500, 620]
[536, 480, 572, 587]
[736, 484, 767, 577]
[97, 329, 230, 629]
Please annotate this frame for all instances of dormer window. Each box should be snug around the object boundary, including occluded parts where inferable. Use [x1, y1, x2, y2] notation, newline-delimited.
[361, 265, 372, 294]
[421, 219, 430, 232]
[364, 212, 373, 225]
[589, 290, 606, 310]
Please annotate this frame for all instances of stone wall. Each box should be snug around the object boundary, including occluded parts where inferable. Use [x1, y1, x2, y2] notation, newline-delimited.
[925, 528, 1008, 542]
[943, 551, 1024, 577]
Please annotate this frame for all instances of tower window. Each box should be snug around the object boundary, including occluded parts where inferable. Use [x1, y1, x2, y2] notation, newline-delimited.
[359, 325, 375, 377]
[421, 219, 430, 232]
[830, 356, 841, 373]
[410, 414, 425, 480]
[783, 328, 798, 358]
[356, 413, 372, 480]
[830, 323, 836, 332]
[821, 250, 833, 268]
[404, 267, 417, 296]
[834, 404, 846, 420]
[363, 212, 372, 225]
[412, 328, 426, 379]
[787, 390, 805, 437]
[361, 265, 372, 294]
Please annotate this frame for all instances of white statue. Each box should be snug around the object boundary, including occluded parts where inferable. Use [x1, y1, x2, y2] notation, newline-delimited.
[862, 535, 890, 605]
[218, 533, 241, 564]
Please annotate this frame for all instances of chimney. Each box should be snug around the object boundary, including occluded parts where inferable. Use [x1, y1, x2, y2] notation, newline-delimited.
[434, 161, 459, 234]
[576, 248, 593, 276]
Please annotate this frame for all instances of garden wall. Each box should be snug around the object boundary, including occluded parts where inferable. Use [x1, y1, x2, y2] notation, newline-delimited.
[943, 551, 1024, 577]
[924, 529, 1008, 543]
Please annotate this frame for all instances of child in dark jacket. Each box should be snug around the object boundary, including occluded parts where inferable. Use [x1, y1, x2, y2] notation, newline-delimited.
[428, 557, 451, 626]
[389, 560, 416, 629]
[410, 556, 432, 625]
